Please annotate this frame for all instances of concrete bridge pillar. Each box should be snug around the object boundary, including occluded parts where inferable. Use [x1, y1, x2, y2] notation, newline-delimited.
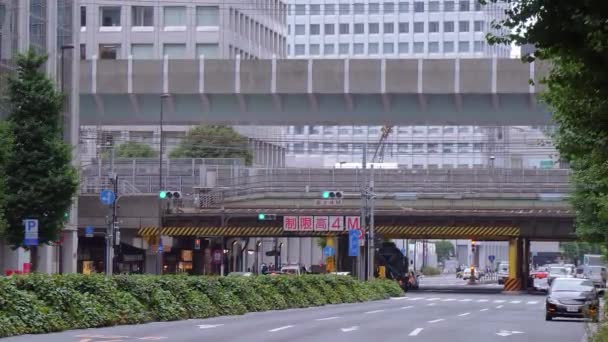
[504, 238, 531, 292]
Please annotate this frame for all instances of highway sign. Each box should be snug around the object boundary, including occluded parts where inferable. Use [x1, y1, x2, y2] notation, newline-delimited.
[23, 219, 39, 246]
[99, 189, 116, 205]
[313, 216, 329, 231]
[298, 216, 314, 231]
[329, 216, 344, 231]
[488, 255, 495, 263]
[323, 246, 335, 257]
[348, 230, 359, 257]
[85, 226, 94, 238]
[283, 216, 298, 231]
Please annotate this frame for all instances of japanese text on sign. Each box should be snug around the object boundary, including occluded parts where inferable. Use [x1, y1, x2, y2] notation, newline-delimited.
[329, 216, 344, 231]
[299, 216, 314, 231]
[314, 216, 329, 231]
[283, 216, 298, 231]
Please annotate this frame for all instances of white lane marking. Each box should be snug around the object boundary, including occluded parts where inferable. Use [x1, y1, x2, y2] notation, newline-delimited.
[409, 297, 425, 301]
[364, 310, 385, 314]
[477, 299, 489, 302]
[401, 306, 414, 310]
[527, 301, 538, 305]
[427, 298, 441, 301]
[510, 300, 521, 304]
[316, 317, 339, 321]
[442, 298, 457, 302]
[409, 328, 424, 336]
[428, 319, 445, 324]
[480, 308, 489, 312]
[496, 305, 504, 309]
[198, 324, 223, 329]
[459, 299, 472, 302]
[269, 325, 294, 332]
[391, 297, 407, 300]
[427, 303, 436, 306]
[458, 312, 471, 317]
[341, 326, 359, 332]
[494, 300, 506, 303]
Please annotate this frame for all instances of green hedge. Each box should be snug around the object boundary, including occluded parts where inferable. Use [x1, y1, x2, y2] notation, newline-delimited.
[0, 274, 403, 338]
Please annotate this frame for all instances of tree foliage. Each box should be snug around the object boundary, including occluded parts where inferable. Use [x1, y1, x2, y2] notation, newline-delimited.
[560, 242, 605, 265]
[169, 125, 252, 164]
[434, 240, 454, 263]
[114, 141, 157, 158]
[0, 122, 12, 236]
[485, 0, 608, 243]
[3, 50, 78, 247]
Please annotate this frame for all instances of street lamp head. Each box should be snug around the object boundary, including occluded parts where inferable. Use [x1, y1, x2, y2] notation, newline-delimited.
[490, 155, 496, 160]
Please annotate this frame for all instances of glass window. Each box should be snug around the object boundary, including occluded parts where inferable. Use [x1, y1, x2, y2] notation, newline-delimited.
[414, 22, 424, 33]
[196, 6, 218, 26]
[310, 24, 320, 35]
[443, 126, 455, 133]
[475, 1, 483, 11]
[295, 44, 305, 56]
[325, 23, 335, 35]
[399, 22, 409, 33]
[429, 1, 440, 11]
[295, 4, 306, 15]
[428, 41, 439, 53]
[399, 1, 409, 12]
[99, 44, 120, 59]
[369, 3, 380, 14]
[398, 143, 409, 152]
[353, 143, 364, 152]
[443, 143, 454, 153]
[444, 21, 454, 32]
[458, 143, 470, 152]
[164, 6, 186, 27]
[340, 23, 350, 34]
[474, 41, 484, 52]
[384, 2, 395, 13]
[339, 43, 349, 54]
[339, 3, 350, 14]
[413, 42, 424, 53]
[295, 24, 305, 35]
[398, 42, 409, 53]
[383, 42, 394, 54]
[131, 44, 153, 59]
[427, 143, 439, 153]
[294, 126, 306, 134]
[324, 44, 335, 55]
[412, 143, 423, 152]
[429, 21, 439, 33]
[310, 125, 321, 134]
[444, 41, 454, 52]
[354, 3, 365, 14]
[80, 6, 86, 27]
[414, 1, 424, 12]
[132, 6, 154, 27]
[354, 43, 365, 55]
[428, 127, 440, 134]
[309, 44, 320, 55]
[474, 20, 484, 32]
[459, 21, 470, 32]
[310, 4, 321, 15]
[368, 42, 379, 54]
[354, 23, 365, 34]
[80, 44, 86, 60]
[458, 41, 470, 52]
[163, 43, 186, 58]
[369, 23, 379, 34]
[338, 143, 349, 153]
[196, 43, 219, 58]
[324, 4, 336, 14]
[459, 0, 470, 11]
[100, 6, 121, 27]
[293, 143, 304, 153]
[354, 126, 366, 135]
[473, 143, 483, 152]
[384, 22, 394, 33]
[445, 1, 455, 11]
[339, 127, 351, 135]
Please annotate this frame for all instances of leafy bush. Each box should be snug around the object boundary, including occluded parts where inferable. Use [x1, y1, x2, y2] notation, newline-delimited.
[421, 266, 441, 276]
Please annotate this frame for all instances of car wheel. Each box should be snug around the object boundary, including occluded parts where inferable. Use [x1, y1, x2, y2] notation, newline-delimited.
[545, 314, 552, 321]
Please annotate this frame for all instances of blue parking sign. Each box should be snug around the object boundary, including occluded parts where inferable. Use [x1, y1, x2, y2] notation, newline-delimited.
[348, 230, 359, 257]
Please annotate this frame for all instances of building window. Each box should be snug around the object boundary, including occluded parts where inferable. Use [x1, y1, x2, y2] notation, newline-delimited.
[413, 143, 423, 152]
[164, 6, 186, 27]
[295, 4, 306, 15]
[324, 4, 336, 14]
[399, 1, 409, 12]
[443, 126, 455, 134]
[429, 21, 439, 33]
[354, 3, 365, 14]
[413, 22, 424, 33]
[414, 1, 424, 12]
[383, 42, 394, 54]
[458, 143, 471, 153]
[353, 43, 365, 55]
[294, 126, 306, 134]
[197, 43, 219, 58]
[399, 22, 409, 33]
[310, 125, 321, 135]
[413, 42, 424, 53]
[427, 143, 439, 153]
[309, 44, 320, 55]
[459, 21, 470, 32]
[369, 3, 380, 14]
[474, 41, 484, 52]
[100, 6, 121, 27]
[310, 4, 321, 15]
[132, 6, 154, 27]
[80, 6, 86, 27]
[474, 20, 484, 32]
[429, 1, 440, 11]
[428, 41, 439, 53]
[444, 21, 454, 32]
[293, 143, 304, 153]
[369, 23, 379, 34]
[354, 23, 365, 34]
[444, 41, 454, 53]
[80, 44, 86, 60]
[473, 143, 483, 152]
[131, 44, 154, 59]
[475, 1, 483, 11]
[397, 143, 409, 153]
[398, 42, 409, 53]
[310, 24, 320, 35]
[459, 126, 471, 133]
[458, 41, 470, 52]
[339, 43, 350, 55]
[368, 42, 379, 54]
[196, 6, 219, 26]
[443, 143, 454, 153]
[384, 22, 394, 33]
[295, 44, 305, 56]
[339, 3, 350, 14]
[339, 143, 349, 154]
[459, 0, 470, 11]
[325, 23, 335, 35]
[295, 24, 305, 35]
[99, 44, 120, 59]
[163, 44, 186, 58]
[324, 44, 335, 55]
[339, 23, 350, 34]
[445, 1, 455, 11]
[428, 127, 440, 134]
[384, 2, 395, 13]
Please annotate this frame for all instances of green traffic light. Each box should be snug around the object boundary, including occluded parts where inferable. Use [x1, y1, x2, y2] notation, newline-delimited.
[159, 191, 167, 199]
[322, 191, 330, 199]
[258, 213, 266, 220]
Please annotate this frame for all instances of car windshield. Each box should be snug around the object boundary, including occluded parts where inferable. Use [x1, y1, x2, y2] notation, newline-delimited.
[549, 267, 568, 275]
[551, 279, 594, 292]
[282, 269, 297, 274]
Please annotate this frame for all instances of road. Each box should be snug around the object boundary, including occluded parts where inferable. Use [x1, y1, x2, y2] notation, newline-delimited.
[4, 292, 589, 342]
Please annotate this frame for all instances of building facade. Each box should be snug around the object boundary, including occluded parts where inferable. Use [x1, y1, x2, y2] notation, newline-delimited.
[79, 0, 287, 60]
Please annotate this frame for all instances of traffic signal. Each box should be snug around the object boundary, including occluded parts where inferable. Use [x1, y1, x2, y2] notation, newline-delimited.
[159, 191, 181, 199]
[194, 238, 201, 250]
[322, 191, 343, 199]
[471, 240, 476, 253]
[258, 213, 277, 220]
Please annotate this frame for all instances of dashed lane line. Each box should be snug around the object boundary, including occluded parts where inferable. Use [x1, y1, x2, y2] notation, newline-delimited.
[409, 328, 424, 336]
[477, 299, 489, 302]
[458, 312, 471, 317]
[364, 310, 385, 314]
[269, 325, 294, 333]
[427, 303, 437, 306]
[510, 301, 522, 304]
[401, 306, 414, 310]
[391, 297, 408, 300]
[442, 298, 457, 302]
[494, 300, 506, 303]
[459, 299, 472, 302]
[316, 317, 339, 321]
[427, 298, 442, 301]
[496, 305, 504, 309]
[527, 301, 538, 305]
[428, 319, 445, 324]
[341, 326, 359, 333]
[409, 298, 425, 301]
[480, 308, 489, 312]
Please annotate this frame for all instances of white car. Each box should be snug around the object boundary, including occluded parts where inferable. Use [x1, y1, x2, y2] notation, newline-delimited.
[462, 267, 484, 280]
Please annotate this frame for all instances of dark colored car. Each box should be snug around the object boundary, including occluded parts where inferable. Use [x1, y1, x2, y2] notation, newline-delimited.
[545, 278, 600, 322]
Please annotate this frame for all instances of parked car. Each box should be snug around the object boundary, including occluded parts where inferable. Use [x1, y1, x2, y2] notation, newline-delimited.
[545, 278, 599, 322]
[497, 262, 509, 285]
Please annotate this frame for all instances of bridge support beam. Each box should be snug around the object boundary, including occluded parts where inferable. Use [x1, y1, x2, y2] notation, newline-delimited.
[504, 238, 530, 292]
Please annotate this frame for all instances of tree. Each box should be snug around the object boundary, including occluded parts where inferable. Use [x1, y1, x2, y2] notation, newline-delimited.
[560, 242, 605, 265]
[3, 50, 78, 247]
[169, 125, 253, 164]
[114, 141, 157, 158]
[0, 122, 12, 237]
[484, 0, 608, 244]
[434, 240, 454, 263]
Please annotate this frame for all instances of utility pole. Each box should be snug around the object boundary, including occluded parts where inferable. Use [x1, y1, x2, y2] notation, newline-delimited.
[105, 173, 118, 276]
[368, 165, 376, 280]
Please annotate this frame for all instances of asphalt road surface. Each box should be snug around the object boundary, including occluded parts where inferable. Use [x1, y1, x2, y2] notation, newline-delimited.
[4, 292, 590, 342]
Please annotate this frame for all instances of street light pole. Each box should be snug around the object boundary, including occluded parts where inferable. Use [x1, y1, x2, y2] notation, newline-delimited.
[60, 44, 74, 141]
[156, 94, 170, 275]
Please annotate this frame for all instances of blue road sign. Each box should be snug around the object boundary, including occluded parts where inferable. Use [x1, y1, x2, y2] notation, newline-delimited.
[489, 255, 495, 263]
[85, 226, 94, 238]
[23, 219, 39, 246]
[348, 230, 359, 257]
[323, 246, 335, 257]
[158, 241, 164, 253]
[100, 189, 116, 205]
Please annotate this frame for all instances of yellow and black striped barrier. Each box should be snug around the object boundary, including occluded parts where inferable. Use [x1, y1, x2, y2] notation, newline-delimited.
[503, 278, 523, 292]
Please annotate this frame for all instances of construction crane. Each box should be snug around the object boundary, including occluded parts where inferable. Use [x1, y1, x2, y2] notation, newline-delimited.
[371, 125, 394, 163]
